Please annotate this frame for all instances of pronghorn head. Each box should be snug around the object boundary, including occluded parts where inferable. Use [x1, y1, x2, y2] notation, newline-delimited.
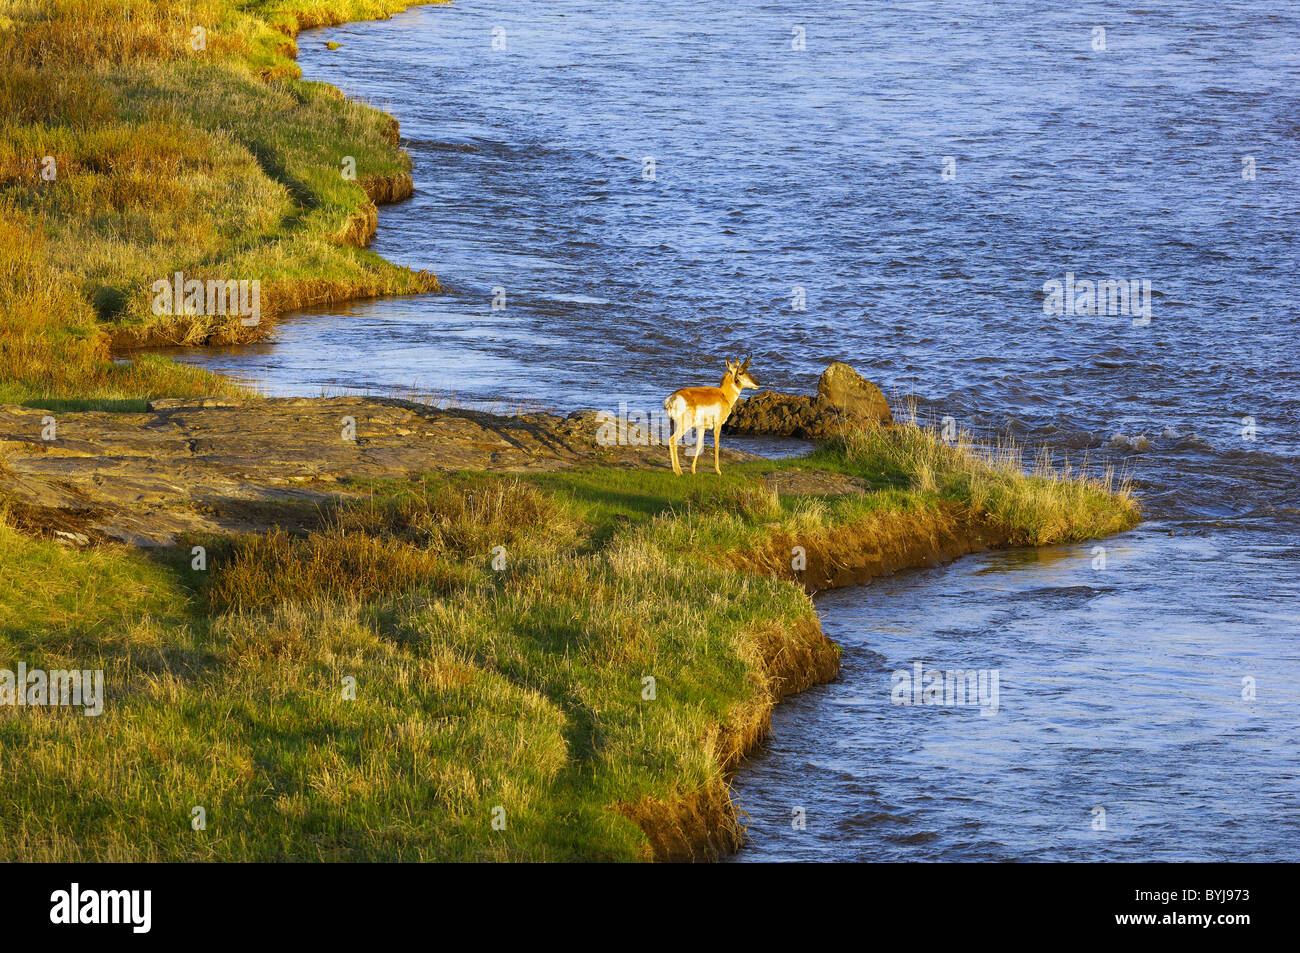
[726, 356, 760, 391]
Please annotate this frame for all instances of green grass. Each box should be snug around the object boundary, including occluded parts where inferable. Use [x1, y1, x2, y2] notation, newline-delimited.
[0, 476, 816, 860]
[0, 424, 1138, 861]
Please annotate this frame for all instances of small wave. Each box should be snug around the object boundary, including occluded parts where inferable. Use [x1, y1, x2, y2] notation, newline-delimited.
[410, 140, 479, 154]
[1110, 432, 1153, 452]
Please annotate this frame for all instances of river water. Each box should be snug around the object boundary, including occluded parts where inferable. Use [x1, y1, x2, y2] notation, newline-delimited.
[163, 0, 1300, 860]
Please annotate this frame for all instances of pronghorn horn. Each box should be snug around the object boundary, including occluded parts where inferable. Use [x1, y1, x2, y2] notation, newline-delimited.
[740, 355, 752, 372]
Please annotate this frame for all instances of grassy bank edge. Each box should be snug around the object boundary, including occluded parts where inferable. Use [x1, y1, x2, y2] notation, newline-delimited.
[102, 0, 447, 351]
[1, 1, 446, 408]
[0, 409, 1141, 862]
[628, 504, 1020, 860]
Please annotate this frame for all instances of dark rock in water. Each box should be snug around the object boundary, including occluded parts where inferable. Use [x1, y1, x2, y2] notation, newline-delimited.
[816, 362, 892, 423]
[724, 361, 892, 439]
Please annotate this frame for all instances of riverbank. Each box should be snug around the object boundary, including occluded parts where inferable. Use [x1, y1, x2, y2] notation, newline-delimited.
[0, 392, 1138, 860]
[0, 1, 441, 408]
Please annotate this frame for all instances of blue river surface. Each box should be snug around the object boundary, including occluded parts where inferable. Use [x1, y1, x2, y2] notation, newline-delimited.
[160, 1, 1300, 860]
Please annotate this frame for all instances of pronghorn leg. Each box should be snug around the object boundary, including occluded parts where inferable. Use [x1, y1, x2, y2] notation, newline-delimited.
[714, 426, 721, 475]
[691, 423, 706, 474]
[669, 419, 682, 475]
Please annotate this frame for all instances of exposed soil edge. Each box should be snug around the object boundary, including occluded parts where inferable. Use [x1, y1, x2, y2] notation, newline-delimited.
[627, 504, 1012, 862]
[107, 264, 440, 350]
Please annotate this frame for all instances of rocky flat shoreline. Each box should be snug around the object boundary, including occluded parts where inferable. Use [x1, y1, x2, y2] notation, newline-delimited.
[0, 364, 893, 547]
[0, 396, 754, 546]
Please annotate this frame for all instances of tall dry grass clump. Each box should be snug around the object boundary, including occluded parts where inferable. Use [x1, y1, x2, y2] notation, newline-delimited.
[1, 1, 252, 69]
[206, 478, 579, 612]
[331, 477, 581, 554]
[204, 527, 472, 612]
[828, 416, 1139, 545]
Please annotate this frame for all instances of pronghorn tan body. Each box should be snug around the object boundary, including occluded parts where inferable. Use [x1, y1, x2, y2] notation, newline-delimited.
[663, 358, 760, 475]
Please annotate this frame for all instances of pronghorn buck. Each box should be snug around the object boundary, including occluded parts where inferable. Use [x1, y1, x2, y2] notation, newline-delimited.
[663, 357, 760, 475]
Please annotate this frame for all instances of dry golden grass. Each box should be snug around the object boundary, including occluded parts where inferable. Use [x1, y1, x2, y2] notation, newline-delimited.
[206, 477, 580, 612]
[0, 1, 440, 404]
[1, 2, 243, 70]
[204, 528, 471, 612]
[0, 211, 242, 405]
[0, 436, 1141, 861]
[827, 415, 1140, 546]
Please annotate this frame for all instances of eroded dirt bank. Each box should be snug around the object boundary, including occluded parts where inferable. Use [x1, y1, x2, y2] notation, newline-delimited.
[632, 505, 1010, 861]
